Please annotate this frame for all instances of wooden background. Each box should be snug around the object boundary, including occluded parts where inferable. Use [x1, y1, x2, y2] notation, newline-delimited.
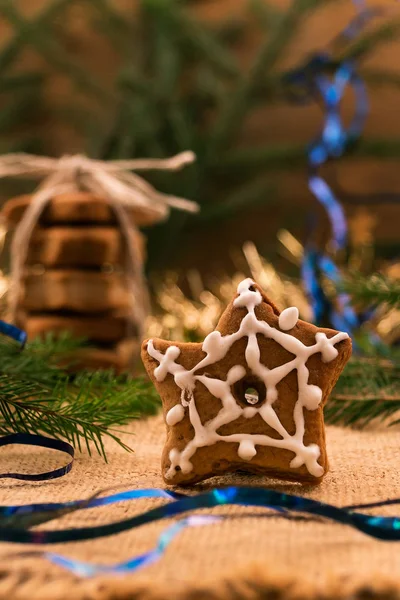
[0, 0, 399, 273]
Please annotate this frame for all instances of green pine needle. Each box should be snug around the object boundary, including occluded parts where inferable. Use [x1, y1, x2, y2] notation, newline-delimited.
[326, 356, 400, 427]
[0, 335, 160, 459]
[341, 273, 400, 308]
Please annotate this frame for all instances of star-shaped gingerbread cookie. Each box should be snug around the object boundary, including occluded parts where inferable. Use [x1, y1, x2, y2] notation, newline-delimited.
[141, 279, 352, 485]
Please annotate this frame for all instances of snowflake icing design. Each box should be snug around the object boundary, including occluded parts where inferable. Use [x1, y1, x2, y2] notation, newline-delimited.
[147, 278, 349, 480]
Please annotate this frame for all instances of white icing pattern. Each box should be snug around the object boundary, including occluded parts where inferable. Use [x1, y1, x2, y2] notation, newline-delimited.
[147, 278, 349, 480]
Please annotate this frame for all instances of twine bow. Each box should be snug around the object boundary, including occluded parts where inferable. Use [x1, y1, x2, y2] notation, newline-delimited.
[0, 151, 198, 345]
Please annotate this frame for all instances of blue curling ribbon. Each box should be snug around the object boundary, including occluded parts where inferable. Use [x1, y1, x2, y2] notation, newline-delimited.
[0, 319, 27, 346]
[45, 515, 222, 577]
[302, 245, 381, 339]
[4, 485, 400, 578]
[301, 246, 330, 325]
[0, 488, 180, 525]
[0, 320, 74, 481]
[286, 1, 374, 333]
[308, 60, 368, 252]
[0, 434, 74, 482]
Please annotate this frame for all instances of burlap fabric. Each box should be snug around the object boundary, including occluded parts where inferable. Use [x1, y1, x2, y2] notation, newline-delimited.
[0, 414, 400, 600]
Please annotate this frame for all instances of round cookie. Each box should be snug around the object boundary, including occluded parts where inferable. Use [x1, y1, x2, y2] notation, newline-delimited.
[2, 192, 167, 227]
[26, 226, 145, 268]
[19, 311, 136, 343]
[21, 270, 132, 313]
[69, 338, 140, 372]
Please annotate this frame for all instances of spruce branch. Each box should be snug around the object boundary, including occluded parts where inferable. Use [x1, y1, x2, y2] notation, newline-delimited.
[362, 68, 400, 90]
[338, 20, 400, 63]
[198, 177, 277, 221]
[0, 335, 160, 459]
[326, 356, 400, 427]
[208, 0, 330, 156]
[0, 0, 72, 72]
[214, 137, 400, 173]
[89, 0, 135, 57]
[0, 0, 114, 104]
[141, 0, 239, 77]
[341, 273, 400, 308]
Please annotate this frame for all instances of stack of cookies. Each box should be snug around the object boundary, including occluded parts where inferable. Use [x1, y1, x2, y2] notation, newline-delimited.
[1, 191, 156, 371]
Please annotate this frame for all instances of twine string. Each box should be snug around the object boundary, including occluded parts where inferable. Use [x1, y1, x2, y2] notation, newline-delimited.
[0, 152, 198, 337]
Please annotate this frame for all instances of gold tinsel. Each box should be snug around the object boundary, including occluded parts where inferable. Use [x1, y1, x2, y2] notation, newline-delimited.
[146, 236, 312, 341]
[147, 227, 399, 345]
